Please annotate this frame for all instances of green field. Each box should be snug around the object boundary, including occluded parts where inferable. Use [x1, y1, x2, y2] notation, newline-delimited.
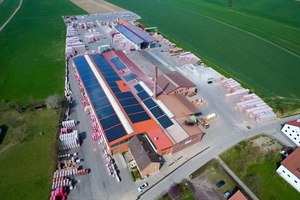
[0, 102, 60, 199]
[107, 0, 300, 104]
[0, 0, 85, 199]
[0, 0, 85, 102]
[221, 139, 300, 200]
[0, 0, 20, 26]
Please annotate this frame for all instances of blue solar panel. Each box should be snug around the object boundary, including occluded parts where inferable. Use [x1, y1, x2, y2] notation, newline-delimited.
[116, 25, 144, 45]
[106, 81, 118, 88]
[83, 78, 99, 87]
[111, 87, 121, 94]
[73, 56, 88, 69]
[88, 91, 105, 101]
[111, 57, 127, 70]
[124, 105, 145, 115]
[100, 114, 121, 130]
[86, 85, 102, 94]
[91, 54, 111, 69]
[78, 68, 92, 76]
[134, 84, 143, 92]
[104, 76, 121, 82]
[115, 92, 134, 100]
[124, 73, 136, 82]
[102, 71, 118, 78]
[137, 91, 150, 101]
[126, 25, 154, 43]
[119, 98, 139, 107]
[143, 98, 157, 109]
[105, 124, 127, 142]
[93, 98, 109, 110]
[80, 72, 95, 82]
[96, 106, 115, 119]
[150, 106, 165, 118]
[129, 112, 150, 123]
[157, 115, 173, 129]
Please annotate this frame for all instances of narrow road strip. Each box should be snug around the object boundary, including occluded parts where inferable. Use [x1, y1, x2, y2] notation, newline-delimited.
[0, 0, 23, 32]
[215, 156, 259, 200]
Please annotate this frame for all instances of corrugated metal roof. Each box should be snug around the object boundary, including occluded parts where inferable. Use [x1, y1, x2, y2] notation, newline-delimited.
[126, 24, 154, 43]
[116, 25, 144, 45]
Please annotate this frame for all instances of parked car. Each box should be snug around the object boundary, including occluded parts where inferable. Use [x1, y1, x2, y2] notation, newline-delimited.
[216, 180, 225, 188]
[223, 190, 232, 199]
[137, 182, 148, 192]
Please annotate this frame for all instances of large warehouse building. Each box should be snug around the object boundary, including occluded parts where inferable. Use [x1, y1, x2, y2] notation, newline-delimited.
[72, 50, 203, 158]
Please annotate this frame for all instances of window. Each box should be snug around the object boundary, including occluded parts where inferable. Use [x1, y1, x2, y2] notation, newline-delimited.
[295, 180, 298, 183]
[288, 174, 291, 177]
[293, 130, 295, 133]
[282, 170, 285, 173]
[288, 126, 290, 129]
[290, 134, 292, 136]
[297, 134, 299, 137]
[294, 138, 297, 140]
[285, 130, 287, 132]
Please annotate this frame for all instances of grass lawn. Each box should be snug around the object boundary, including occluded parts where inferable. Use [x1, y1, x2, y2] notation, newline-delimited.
[190, 159, 236, 198]
[221, 139, 300, 200]
[0, 0, 20, 26]
[0, 0, 86, 103]
[0, 102, 59, 199]
[107, 0, 300, 105]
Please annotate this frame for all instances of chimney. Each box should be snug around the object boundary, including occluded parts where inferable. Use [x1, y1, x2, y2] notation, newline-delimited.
[153, 66, 158, 99]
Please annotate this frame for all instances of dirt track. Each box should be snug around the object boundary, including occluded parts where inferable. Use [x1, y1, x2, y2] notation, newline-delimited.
[70, 0, 125, 13]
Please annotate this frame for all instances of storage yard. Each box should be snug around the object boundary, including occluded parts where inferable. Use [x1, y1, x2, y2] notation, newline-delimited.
[106, 0, 300, 106]
[53, 10, 292, 200]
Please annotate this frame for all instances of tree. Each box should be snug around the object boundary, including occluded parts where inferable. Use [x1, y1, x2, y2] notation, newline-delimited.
[168, 184, 180, 200]
[45, 94, 63, 110]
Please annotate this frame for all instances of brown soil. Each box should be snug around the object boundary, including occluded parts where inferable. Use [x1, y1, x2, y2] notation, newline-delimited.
[70, 0, 125, 14]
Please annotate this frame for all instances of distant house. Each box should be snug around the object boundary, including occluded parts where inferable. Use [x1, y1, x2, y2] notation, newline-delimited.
[157, 71, 196, 96]
[281, 119, 300, 146]
[229, 190, 248, 200]
[276, 147, 300, 192]
[128, 134, 161, 178]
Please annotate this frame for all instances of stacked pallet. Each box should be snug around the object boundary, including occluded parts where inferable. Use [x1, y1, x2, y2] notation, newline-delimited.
[234, 94, 276, 122]
[220, 78, 242, 92]
[178, 52, 201, 64]
[85, 30, 103, 43]
[59, 130, 79, 150]
[49, 187, 67, 200]
[224, 88, 250, 99]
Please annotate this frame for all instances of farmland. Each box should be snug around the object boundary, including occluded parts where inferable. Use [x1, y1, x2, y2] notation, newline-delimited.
[107, 0, 300, 106]
[0, 0, 20, 26]
[0, 0, 85, 102]
[0, 0, 85, 199]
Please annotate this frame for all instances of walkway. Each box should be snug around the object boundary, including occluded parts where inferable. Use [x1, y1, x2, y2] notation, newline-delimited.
[0, 0, 23, 32]
[215, 156, 259, 200]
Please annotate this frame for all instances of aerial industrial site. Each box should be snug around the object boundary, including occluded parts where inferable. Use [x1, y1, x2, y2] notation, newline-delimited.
[1, 1, 300, 200]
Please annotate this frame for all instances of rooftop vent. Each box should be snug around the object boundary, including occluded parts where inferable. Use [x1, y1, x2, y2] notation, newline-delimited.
[154, 136, 158, 141]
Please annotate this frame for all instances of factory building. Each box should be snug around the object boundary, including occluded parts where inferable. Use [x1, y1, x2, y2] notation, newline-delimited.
[115, 20, 154, 50]
[128, 134, 161, 178]
[158, 94, 204, 153]
[72, 52, 173, 155]
[157, 71, 196, 96]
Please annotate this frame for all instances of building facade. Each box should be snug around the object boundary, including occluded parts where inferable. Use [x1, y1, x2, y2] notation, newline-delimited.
[281, 120, 300, 146]
[276, 148, 300, 192]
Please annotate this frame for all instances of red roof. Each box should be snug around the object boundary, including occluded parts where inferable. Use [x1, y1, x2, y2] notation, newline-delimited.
[281, 147, 300, 179]
[229, 190, 247, 200]
[286, 120, 300, 128]
[157, 71, 195, 95]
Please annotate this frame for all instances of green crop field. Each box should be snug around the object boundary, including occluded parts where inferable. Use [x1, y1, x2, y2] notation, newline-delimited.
[0, 0, 85, 102]
[0, 0, 20, 26]
[0, 0, 85, 199]
[107, 0, 300, 105]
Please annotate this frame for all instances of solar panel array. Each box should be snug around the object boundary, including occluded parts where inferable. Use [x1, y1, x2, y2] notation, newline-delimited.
[124, 73, 136, 82]
[74, 54, 151, 143]
[126, 25, 154, 43]
[134, 84, 174, 129]
[116, 25, 144, 45]
[110, 57, 126, 70]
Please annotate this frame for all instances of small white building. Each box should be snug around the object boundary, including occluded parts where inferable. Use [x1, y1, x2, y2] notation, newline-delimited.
[281, 119, 300, 146]
[277, 147, 300, 192]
